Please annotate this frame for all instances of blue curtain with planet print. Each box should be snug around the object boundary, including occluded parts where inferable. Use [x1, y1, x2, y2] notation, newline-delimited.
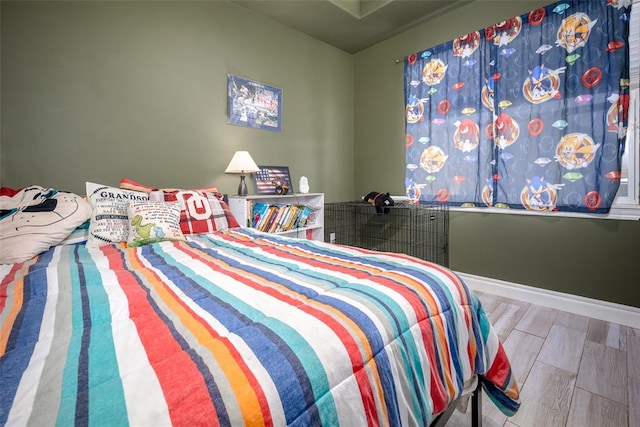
[404, 0, 631, 213]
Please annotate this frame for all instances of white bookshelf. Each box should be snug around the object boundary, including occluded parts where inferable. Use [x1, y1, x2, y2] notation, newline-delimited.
[228, 193, 324, 241]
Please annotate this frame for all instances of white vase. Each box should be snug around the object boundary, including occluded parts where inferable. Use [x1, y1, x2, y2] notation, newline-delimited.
[299, 176, 309, 194]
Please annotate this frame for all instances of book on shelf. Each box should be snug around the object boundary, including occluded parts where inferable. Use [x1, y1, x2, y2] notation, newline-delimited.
[261, 205, 279, 232]
[295, 205, 311, 228]
[275, 205, 293, 233]
[257, 205, 274, 231]
[282, 205, 299, 231]
[251, 202, 271, 229]
[268, 204, 288, 233]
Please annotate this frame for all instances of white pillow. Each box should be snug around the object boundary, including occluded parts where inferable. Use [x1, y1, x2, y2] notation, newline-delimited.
[126, 200, 186, 247]
[0, 186, 91, 264]
[85, 182, 148, 247]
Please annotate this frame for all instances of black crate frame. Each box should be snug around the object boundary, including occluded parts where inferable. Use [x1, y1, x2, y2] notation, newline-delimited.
[324, 201, 449, 267]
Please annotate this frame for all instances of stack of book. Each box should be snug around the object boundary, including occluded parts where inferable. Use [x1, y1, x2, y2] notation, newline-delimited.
[250, 202, 313, 233]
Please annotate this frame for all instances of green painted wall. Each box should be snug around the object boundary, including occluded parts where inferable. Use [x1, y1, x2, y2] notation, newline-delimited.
[0, 0, 354, 202]
[2, 1, 639, 308]
[353, 0, 640, 308]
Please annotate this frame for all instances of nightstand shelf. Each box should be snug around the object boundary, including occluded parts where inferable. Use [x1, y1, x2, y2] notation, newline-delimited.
[228, 193, 324, 241]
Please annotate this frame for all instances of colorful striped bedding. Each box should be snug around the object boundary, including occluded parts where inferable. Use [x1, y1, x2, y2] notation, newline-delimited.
[1, 228, 519, 426]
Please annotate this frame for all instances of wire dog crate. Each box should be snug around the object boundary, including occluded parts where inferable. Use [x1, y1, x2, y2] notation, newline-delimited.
[324, 201, 449, 267]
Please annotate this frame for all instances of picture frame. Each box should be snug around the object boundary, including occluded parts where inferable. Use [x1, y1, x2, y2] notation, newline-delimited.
[227, 74, 282, 132]
[253, 166, 293, 195]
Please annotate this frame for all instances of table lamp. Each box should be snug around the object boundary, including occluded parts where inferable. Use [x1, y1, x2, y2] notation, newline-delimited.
[225, 151, 260, 196]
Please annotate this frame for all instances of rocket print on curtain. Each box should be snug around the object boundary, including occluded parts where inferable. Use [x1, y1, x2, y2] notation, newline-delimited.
[404, 0, 631, 213]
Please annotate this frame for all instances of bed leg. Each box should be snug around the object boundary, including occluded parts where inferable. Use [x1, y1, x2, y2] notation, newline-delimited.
[471, 382, 482, 427]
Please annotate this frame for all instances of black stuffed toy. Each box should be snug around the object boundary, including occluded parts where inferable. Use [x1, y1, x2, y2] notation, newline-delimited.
[363, 192, 394, 214]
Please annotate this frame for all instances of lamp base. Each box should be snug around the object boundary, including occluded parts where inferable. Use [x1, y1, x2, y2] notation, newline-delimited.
[237, 174, 248, 196]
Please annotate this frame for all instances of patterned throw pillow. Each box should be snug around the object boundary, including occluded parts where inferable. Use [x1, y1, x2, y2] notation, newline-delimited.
[85, 182, 148, 247]
[126, 201, 186, 247]
[120, 178, 239, 234]
[0, 186, 92, 264]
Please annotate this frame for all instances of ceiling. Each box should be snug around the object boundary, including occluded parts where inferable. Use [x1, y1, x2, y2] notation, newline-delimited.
[229, 0, 474, 54]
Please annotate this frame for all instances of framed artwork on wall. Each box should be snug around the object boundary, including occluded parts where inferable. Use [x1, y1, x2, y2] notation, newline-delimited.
[253, 166, 292, 195]
[227, 74, 282, 132]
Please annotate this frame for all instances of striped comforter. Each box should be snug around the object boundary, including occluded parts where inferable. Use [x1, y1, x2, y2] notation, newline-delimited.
[1, 228, 519, 426]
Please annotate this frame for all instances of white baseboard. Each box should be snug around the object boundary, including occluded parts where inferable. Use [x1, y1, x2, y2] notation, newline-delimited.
[456, 272, 640, 329]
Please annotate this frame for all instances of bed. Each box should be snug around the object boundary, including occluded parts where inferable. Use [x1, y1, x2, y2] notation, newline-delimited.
[1, 184, 519, 426]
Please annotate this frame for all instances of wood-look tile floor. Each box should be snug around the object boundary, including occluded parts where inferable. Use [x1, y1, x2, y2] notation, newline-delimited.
[446, 291, 640, 427]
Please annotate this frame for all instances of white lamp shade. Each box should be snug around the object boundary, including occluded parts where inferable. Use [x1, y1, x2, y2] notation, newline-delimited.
[225, 151, 260, 174]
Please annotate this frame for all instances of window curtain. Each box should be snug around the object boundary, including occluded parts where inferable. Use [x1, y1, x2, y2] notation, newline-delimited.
[404, 0, 631, 213]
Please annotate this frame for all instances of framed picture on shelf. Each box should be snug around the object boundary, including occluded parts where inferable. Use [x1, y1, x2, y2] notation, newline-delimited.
[227, 74, 282, 132]
[253, 166, 293, 195]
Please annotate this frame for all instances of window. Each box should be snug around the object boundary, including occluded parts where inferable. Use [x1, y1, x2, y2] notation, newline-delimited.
[404, 0, 639, 220]
[609, 2, 640, 220]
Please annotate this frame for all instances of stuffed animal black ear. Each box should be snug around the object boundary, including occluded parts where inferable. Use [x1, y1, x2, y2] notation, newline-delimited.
[363, 191, 394, 214]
